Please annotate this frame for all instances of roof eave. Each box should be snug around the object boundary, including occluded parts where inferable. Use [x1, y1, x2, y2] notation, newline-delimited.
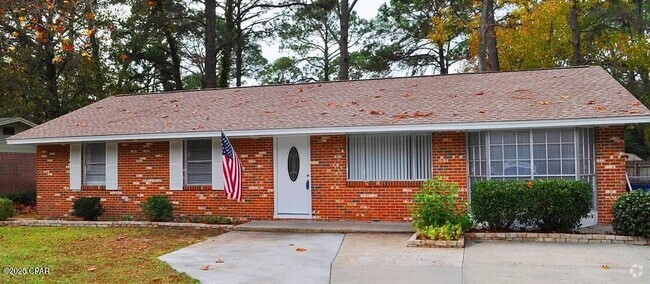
[0, 117, 37, 128]
[7, 116, 650, 145]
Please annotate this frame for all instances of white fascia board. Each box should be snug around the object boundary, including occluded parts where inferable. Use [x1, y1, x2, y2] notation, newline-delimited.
[7, 116, 650, 145]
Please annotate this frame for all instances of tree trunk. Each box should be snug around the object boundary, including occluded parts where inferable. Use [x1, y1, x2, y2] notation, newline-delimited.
[484, 0, 499, 71]
[203, 0, 217, 88]
[338, 0, 350, 80]
[218, 0, 235, 88]
[478, 0, 488, 71]
[235, 2, 244, 87]
[438, 45, 448, 74]
[568, 0, 582, 66]
[164, 30, 184, 90]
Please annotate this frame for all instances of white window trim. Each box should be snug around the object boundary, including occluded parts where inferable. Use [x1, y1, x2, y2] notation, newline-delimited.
[169, 140, 184, 190]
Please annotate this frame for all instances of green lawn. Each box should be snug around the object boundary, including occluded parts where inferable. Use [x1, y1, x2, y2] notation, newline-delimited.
[0, 226, 224, 284]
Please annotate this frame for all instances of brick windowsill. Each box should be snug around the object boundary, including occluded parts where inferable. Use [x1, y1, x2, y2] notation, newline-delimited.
[182, 185, 216, 191]
[80, 185, 106, 191]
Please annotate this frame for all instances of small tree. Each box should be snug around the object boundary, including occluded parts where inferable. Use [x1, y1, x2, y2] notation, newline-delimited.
[0, 198, 16, 221]
[411, 177, 471, 240]
[142, 195, 174, 222]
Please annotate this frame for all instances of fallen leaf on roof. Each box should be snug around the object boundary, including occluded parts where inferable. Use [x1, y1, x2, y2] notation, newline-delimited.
[392, 111, 433, 120]
[475, 92, 485, 96]
[379, 88, 386, 91]
[539, 101, 549, 105]
[161, 115, 169, 119]
[300, 99, 307, 103]
[350, 101, 359, 106]
[369, 110, 384, 115]
[595, 106, 606, 111]
[192, 124, 204, 130]
[411, 84, 418, 87]
[452, 113, 459, 116]
[561, 95, 570, 100]
[479, 110, 486, 113]
[296, 248, 307, 252]
[215, 259, 224, 264]
[200, 265, 210, 270]
[374, 95, 381, 98]
[403, 94, 411, 97]
[264, 110, 275, 114]
[587, 100, 595, 105]
[327, 102, 333, 107]
[633, 102, 641, 106]
[318, 84, 322, 87]
[601, 265, 609, 269]
[170, 99, 178, 103]
[95, 106, 103, 109]
[320, 111, 328, 115]
[298, 88, 304, 92]
[359, 108, 365, 112]
[448, 94, 457, 98]
[629, 110, 640, 114]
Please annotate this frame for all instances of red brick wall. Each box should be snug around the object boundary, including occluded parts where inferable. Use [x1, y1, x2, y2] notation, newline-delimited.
[0, 152, 36, 195]
[595, 126, 626, 224]
[310, 133, 467, 221]
[35, 138, 274, 219]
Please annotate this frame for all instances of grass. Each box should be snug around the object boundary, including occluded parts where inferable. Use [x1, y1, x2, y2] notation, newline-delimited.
[0, 226, 225, 284]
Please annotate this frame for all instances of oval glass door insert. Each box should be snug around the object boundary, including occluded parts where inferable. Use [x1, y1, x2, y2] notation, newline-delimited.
[287, 147, 300, 182]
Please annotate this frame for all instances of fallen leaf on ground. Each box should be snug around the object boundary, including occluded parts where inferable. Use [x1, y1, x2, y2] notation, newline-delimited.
[601, 264, 609, 269]
[200, 265, 210, 270]
[215, 259, 224, 264]
[288, 243, 294, 246]
[87, 266, 96, 272]
[296, 248, 307, 252]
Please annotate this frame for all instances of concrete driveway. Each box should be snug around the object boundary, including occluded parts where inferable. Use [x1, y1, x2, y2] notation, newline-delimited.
[161, 232, 650, 284]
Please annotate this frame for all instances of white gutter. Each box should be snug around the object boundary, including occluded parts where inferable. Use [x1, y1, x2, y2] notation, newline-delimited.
[7, 116, 650, 145]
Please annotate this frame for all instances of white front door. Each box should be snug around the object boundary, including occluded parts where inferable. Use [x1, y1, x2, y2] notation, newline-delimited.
[275, 136, 311, 218]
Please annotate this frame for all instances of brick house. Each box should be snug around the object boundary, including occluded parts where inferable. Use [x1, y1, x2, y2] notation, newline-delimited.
[7, 66, 650, 225]
[0, 117, 37, 195]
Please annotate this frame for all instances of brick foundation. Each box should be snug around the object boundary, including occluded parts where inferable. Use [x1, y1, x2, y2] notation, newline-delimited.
[0, 152, 36, 195]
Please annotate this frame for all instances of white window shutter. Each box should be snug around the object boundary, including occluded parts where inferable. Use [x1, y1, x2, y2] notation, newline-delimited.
[169, 140, 184, 190]
[212, 138, 224, 190]
[105, 142, 118, 190]
[69, 144, 82, 191]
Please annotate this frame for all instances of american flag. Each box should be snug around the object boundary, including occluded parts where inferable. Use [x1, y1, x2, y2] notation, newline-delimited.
[221, 131, 242, 201]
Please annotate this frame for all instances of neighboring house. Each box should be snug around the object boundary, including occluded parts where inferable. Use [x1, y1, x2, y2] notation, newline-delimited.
[7, 66, 650, 225]
[0, 117, 37, 195]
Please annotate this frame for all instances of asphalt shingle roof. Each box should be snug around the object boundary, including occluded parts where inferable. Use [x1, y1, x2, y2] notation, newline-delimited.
[10, 66, 650, 141]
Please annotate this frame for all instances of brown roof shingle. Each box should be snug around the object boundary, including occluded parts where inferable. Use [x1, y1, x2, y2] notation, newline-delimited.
[10, 66, 650, 142]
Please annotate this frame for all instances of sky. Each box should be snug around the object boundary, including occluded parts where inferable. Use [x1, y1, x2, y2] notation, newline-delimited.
[260, 0, 389, 63]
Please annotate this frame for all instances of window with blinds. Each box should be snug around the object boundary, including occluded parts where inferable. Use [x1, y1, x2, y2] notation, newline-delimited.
[347, 133, 432, 181]
[84, 143, 106, 186]
[185, 140, 212, 185]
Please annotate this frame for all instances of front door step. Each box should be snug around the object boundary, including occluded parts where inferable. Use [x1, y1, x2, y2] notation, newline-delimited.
[232, 220, 414, 234]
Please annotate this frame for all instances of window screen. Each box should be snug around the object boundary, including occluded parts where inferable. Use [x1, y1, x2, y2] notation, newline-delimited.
[347, 133, 431, 181]
[84, 143, 106, 186]
[185, 140, 212, 185]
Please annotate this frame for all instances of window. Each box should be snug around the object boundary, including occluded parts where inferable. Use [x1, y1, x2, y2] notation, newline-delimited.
[468, 128, 595, 190]
[347, 133, 431, 181]
[84, 143, 106, 186]
[185, 140, 212, 185]
[2, 126, 15, 135]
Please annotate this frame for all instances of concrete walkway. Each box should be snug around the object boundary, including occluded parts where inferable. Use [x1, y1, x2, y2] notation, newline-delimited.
[161, 232, 650, 284]
[232, 220, 413, 233]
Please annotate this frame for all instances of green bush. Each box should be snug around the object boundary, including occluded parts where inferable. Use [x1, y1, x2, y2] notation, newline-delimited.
[471, 180, 525, 231]
[72, 197, 104, 221]
[612, 190, 650, 238]
[0, 198, 16, 221]
[411, 177, 471, 240]
[1, 191, 36, 206]
[471, 179, 593, 232]
[142, 195, 174, 222]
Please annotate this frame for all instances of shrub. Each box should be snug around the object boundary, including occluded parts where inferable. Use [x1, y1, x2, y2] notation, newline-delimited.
[471, 180, 525, 231]
[525, 179, 593, 232]
[612, 190, 650, 238]
[72, 197, 104, 221]
[417, 223, 465, 241]
[1, 191, 36, 206]
[411, 177, 471, 240]
[142, 195, 174, 222]
[471, 179, 593, 232]
[0, 198, 16, 221]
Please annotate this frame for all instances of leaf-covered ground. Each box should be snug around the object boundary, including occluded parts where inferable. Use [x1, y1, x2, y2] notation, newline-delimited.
[0, 226, 224, 284]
